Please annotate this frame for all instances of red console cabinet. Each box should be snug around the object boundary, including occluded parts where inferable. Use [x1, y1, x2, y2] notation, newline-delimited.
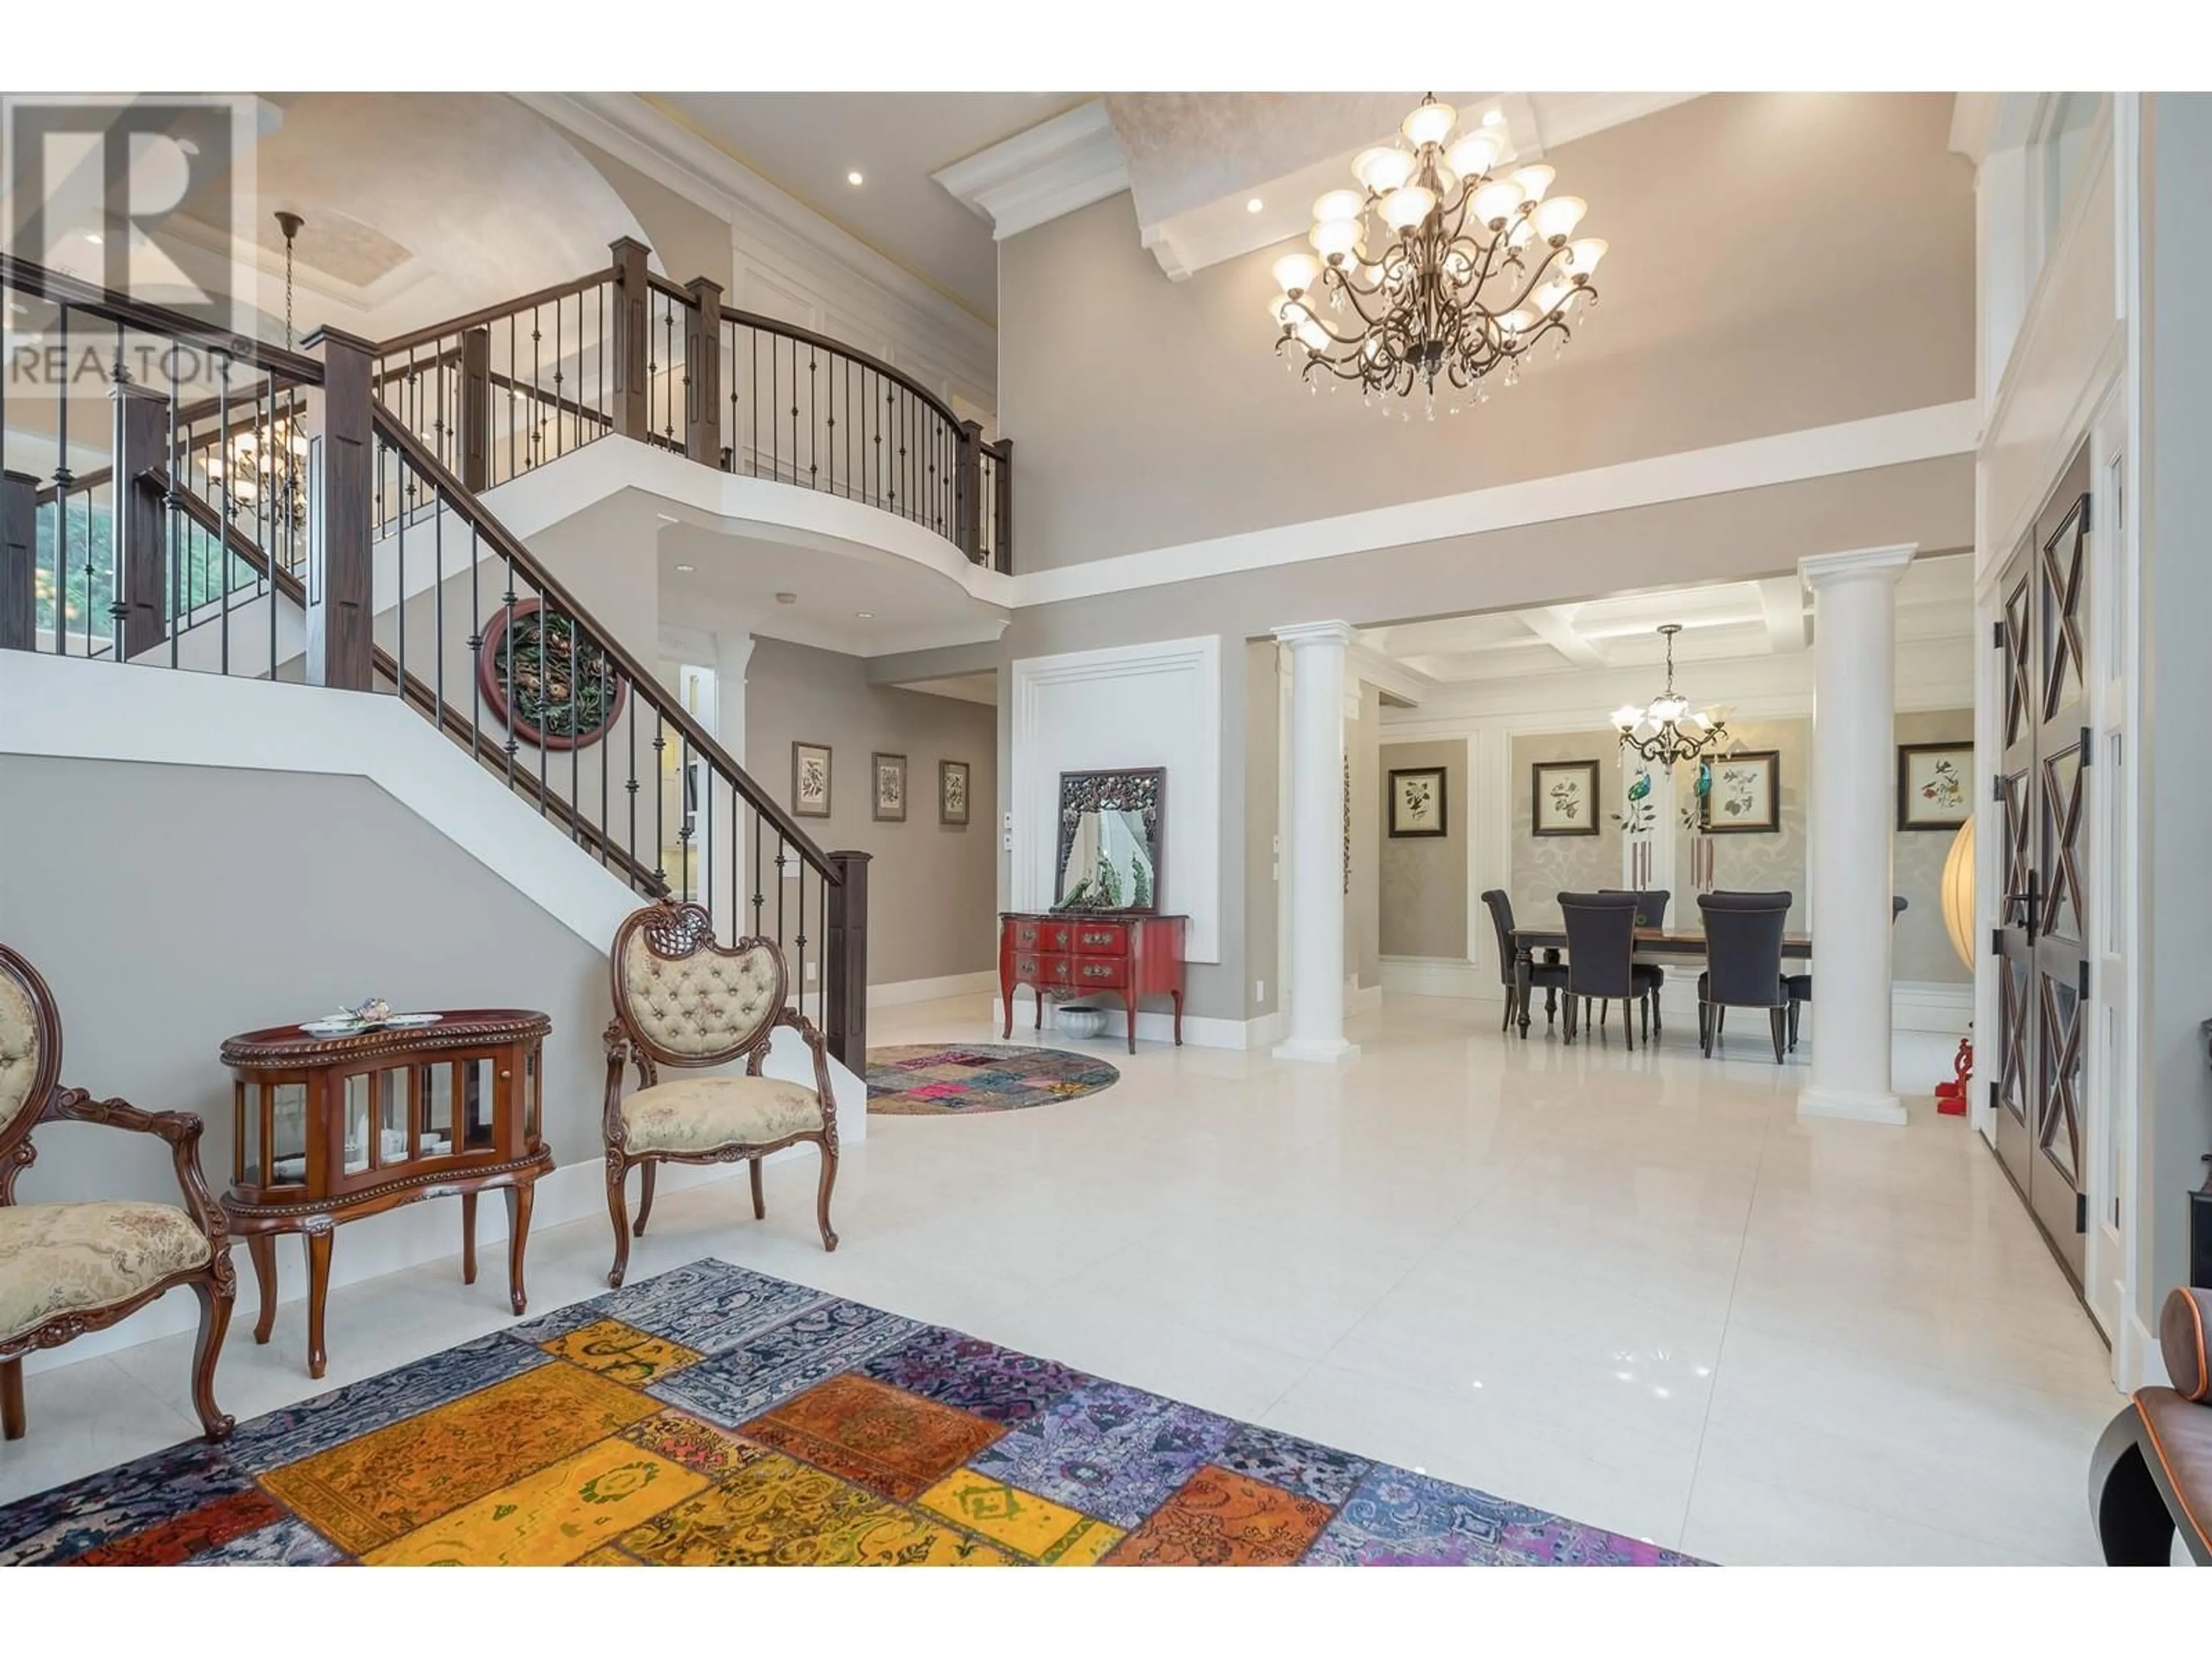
[998, 912, 1187, 1054]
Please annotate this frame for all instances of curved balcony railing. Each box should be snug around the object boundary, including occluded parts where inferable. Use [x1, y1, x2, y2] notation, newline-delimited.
[370, 239, 1011, 571]
[0, 252, 875, 1066]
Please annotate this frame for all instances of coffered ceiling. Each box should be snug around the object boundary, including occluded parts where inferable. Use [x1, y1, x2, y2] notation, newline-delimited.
[1360, 554, 1975, 685]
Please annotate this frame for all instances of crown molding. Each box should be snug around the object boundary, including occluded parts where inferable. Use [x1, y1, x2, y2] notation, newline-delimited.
[932, 100, 1130, 243]
[513, 91, 995, 407]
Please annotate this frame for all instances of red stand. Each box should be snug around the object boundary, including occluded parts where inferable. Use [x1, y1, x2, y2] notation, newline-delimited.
[1934, 1033, 1973, 1116]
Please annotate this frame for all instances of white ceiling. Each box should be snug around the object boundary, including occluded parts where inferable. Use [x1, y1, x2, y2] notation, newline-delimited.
[645, 93, 1086, 320]
[1361, 554, 1975, 685]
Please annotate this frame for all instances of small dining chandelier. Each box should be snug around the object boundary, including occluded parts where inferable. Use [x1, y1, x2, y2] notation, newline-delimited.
[1612, 624, 1729, 767]
[213, 211, 309, 533]
[1268, 94, 1609, 415]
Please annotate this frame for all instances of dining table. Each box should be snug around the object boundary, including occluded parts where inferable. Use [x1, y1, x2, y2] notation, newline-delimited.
[1507, 926, 1812, 1038]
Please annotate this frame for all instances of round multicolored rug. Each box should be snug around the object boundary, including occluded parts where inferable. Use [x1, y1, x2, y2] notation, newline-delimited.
[864, 1043, 1120, 1116]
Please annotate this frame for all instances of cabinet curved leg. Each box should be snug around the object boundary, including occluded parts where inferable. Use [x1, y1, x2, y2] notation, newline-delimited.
[1035, 988, 1044, 1031]
[504, 1181, 533, 1316]
[1002, 980, 1014, 1039]
[247, 1233, 277, 1344]
[302, 1228, 333, 1381]
[1171, 989, 1184, 1046]
[460, 1192, 479, 1285]
[1118, 992, 1135, 1054]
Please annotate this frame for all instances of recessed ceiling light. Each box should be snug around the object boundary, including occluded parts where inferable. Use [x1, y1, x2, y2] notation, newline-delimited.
[84, 232, 103, 245]
[1482, 109, 1504, 128]
[846, 171, 864, 187]
[775, 592, 798, 605]
[1246, 198, 1263, 213]
[855, 611, 873, 620]
[674, 563, 694, 573]
[654, 512, 677, 522]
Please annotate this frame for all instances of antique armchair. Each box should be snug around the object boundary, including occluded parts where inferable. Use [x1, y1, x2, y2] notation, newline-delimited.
[601, 902, 840, 1288]
[1, 944, 236, 1442]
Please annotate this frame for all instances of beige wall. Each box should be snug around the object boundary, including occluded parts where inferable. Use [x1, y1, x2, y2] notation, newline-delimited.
[1672, 718, 1813, 933]
[744, 637, 998, 986]
[1892, 709, 1976, 985]
[1509, 731, 1626, 926]
[1378, 740, 1469, 959]
[563, 128, 740, 290]
[1001, 94, 1974, 569]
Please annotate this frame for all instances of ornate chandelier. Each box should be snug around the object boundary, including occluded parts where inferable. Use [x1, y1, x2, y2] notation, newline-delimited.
[1269, 95, 1608, 414]
[1612, 625, 1729, 767]
[213, 211, 310, 535]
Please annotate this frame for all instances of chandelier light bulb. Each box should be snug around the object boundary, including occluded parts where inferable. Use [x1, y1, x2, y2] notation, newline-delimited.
[1469, 180, 1524, 227]
[1354, 146, 1416, 194]
[1272, 252, 1321, 294]
[1533, 280, 1573, 316]
[1294, 317, 1332, 354]
[1312, 190, 1363, 225]
[1612, 705, 1643, 732]
[1565, 237, 1609, 275]
[1446, 130, 1505, 179]
[1267, 294, 1305, 327]
[1510, 165, 1556, 204]
[1533, 195, 1588, 242]
[1378, 185, 1437, 230]
[1310, 218, 1361, 260]
[1498, 308, 1533, 334]
[1402, 100, 1457, 149]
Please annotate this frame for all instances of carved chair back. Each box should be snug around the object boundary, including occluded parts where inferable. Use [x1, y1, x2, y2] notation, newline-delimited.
[0, 944, 63, 1182]
[608, 903, 789, 1073]
[1557, 891, 1642, 999]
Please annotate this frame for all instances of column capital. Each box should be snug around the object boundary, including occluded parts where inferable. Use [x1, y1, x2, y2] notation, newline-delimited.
[1272, 619, 1358, 649]
[1798, 543, 1916, 589]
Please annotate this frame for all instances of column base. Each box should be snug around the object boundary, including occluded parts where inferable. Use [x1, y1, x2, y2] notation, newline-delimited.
[1797, 1085, 1907, 1126]
[1272, 1037, 1362, 1065]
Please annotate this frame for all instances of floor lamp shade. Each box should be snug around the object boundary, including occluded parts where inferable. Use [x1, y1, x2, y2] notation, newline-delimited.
[1940, 815, 1976, 972]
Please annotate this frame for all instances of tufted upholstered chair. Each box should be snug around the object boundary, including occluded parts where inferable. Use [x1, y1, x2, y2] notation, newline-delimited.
[601, 902, 840, 1287]
[0, 943, 236, 1442]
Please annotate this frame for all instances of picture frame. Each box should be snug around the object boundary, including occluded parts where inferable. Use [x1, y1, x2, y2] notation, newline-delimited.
[1530, 760, 1601, 838]
[1388, 766, 1449, 839]
[791, 741, 832, 819]
[871, 752, 907, 823]
[1897, 740, 1974, 831]
[1700, 749, 1781, 834]
[939, 759, 971, 826]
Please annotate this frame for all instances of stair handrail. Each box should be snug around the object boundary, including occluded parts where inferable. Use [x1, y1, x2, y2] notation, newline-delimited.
[0, 252, 323, 387]
[365, 404, 843, 885]
[377, 266, 620, 359]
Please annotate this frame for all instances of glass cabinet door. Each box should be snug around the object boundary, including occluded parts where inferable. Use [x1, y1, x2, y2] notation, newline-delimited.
[342, 1072, 370, 1176]
[268, 1082, 308, 1187]
[419, 1062, 456, 1158]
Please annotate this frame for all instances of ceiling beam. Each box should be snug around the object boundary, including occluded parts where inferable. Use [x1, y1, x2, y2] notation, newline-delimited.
[1346, 642, 1437, 709]
[1757, 577, 1811, 654]
[1519, 606, 1609, 670]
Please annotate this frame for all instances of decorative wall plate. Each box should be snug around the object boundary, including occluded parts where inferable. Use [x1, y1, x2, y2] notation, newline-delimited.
[476, 598, 628, 750]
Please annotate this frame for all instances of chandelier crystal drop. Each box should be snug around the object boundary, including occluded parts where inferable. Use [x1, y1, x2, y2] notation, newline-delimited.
[1611, 625, 1730, 767]
[1268, 96, 1608, 404]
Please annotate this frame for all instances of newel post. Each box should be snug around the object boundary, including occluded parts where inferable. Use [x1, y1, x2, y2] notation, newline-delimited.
[953, 418, 983, 563]
[993, 437, 1014, 573]
[823, 850, 872, 1070]
[684, 276, 724, 468]
[111, 377, 169, 661]
[0, 471, 37, 651]
[460, 326, 491, 493]
[301, 326, 376, 691]
[609, 237, 652, 444]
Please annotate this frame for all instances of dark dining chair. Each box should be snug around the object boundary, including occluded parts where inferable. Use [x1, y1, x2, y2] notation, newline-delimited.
[1603, 888, 1672, 1037]
[1782, 896, 1905, 1052]
[1482, 889, 1568, 1037]
[1696, 892, 1793, 1062]
[1558, 892, 1664, 1048]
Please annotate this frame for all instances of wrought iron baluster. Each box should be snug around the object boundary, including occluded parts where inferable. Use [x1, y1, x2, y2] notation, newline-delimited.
[752, 802, 764, 934]
[468, 520, 482, 762]
[501, 554, 518, 789]
[216, 351, 232, 675]
[570, 607, 581, 845]
[652, 711, 666, 895]
[677, 731, 692, 901]
[166, 363, 181, 667]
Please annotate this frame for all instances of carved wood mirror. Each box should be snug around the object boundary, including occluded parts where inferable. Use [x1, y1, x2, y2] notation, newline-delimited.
[1053, 768, 1165, 913]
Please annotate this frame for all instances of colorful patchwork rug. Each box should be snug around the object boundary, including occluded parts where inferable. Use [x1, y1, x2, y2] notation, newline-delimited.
[865, 1043, 1119, 1115]
[0, 1260, 1701, 1566]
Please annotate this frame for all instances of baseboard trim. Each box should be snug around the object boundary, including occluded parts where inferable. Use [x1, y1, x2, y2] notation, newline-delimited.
[986, 991, 1282, 1051]
[869, 970, 997, 1010]
[1378, 956, 1493, 999]
[1347, 981, 1383, 1015]
[19, 1150, 811, 1374]
[1797, 1086, 1910, 1126]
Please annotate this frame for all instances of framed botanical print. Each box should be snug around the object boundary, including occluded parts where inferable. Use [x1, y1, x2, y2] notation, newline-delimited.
[1898, 741, 1973, 830]
[1531, 760, 1600, 837]
[1388, 766, 1448, 838]
[791, 741, 832, 819]
[1701, 749, 1780, 834]
[872, 752, 907, 823]
[939, 759, 971, 825]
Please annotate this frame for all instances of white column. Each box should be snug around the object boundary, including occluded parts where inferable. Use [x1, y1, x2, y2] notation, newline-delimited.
[1272, 621, 1360, 1062]
[1798, 544, 1915, 1124]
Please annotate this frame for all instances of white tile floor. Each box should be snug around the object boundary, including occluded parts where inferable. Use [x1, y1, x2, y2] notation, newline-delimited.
[0, 992, 2120, 1564]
